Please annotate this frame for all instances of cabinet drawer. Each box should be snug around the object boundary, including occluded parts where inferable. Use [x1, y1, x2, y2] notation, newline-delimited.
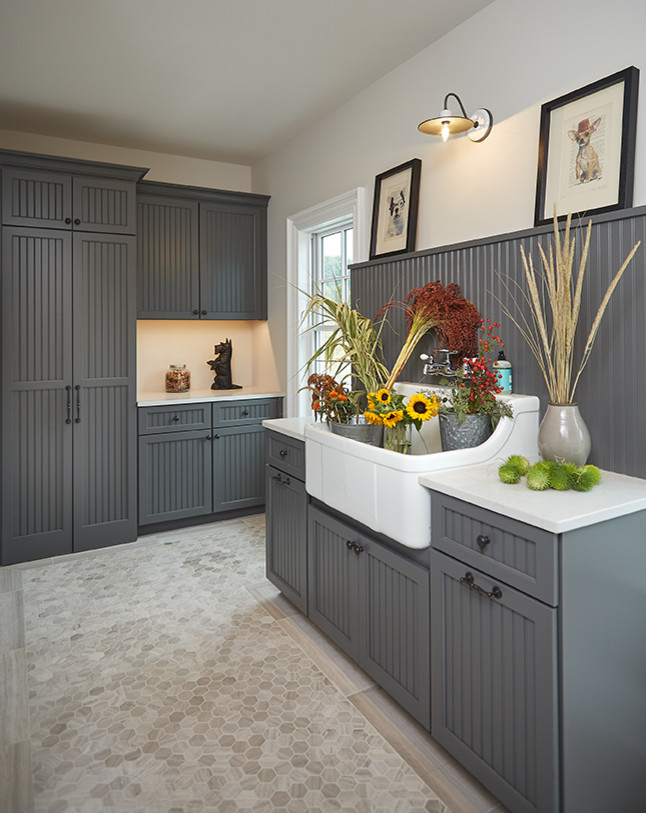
[266, 431, 305, 480]
[431, 493, 558, 606]
[213, 397, 279, 426]
[138, 404, 211, 434]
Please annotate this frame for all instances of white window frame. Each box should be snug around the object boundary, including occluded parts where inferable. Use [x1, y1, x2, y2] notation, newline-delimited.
[285, 188, 366, 417]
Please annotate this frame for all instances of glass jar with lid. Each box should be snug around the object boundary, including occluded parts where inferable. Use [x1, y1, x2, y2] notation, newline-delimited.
[165, 364, 191, 393]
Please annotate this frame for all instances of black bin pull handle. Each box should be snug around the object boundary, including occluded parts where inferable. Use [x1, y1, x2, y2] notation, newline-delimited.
[74, 385, 81, 423]
[65, 385, 72, 424]
[460, 571, 502, 600]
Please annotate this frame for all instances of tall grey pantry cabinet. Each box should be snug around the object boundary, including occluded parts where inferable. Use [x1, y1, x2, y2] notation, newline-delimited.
[0, 151, 147, 565]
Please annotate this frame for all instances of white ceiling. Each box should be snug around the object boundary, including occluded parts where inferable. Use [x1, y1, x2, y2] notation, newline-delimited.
[0, 0, 493, 165]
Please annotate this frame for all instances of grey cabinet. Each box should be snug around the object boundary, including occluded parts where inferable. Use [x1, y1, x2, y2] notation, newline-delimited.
[308, 504, 430, 728]
[429, 490, 646, 813]
[431, 549, 558, 813]
[136, 181, 269, 320]
[265, 431, 308, 613]
[2, 166, 137, 233]
[138, 398, 280, 527]
[1, 223, 139, 564]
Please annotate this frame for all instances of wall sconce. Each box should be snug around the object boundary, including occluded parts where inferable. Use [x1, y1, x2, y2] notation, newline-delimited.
[418, 92, 492, 143]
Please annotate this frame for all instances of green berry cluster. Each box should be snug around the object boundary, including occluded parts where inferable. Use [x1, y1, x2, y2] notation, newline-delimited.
[498, 455, 601, 492]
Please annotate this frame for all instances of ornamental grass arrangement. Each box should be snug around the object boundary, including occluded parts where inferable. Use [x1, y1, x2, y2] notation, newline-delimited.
[301, 293, 389, 396]
[501, 212, 640, 404]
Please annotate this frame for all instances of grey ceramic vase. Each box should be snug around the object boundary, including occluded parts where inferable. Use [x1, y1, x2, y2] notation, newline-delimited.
[328, 417, 383, 447]
[439, 413, 491, 451]
[538, 403, 591, 465]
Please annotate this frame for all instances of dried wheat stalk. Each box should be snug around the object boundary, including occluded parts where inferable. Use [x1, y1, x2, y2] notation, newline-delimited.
[501, 212, 640, 404]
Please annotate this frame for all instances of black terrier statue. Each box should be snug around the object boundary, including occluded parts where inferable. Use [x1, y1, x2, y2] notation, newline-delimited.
[207, 339, 243, 390]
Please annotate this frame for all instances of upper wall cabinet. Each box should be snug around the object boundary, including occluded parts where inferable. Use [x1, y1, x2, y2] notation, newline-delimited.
[136, 181, 270, 320]
[2, 166, 138, 234]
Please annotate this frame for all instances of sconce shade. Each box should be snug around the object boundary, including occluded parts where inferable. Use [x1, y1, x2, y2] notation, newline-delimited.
[417, 112, 474, 136]
[418, 92, 492, 142]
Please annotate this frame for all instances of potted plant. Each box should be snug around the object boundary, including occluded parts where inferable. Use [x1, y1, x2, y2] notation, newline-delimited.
[362, 387, 440, 453]
[502, 212, 640, 464]
[304, 373, 383, 446]
[438, 320, 513, 450]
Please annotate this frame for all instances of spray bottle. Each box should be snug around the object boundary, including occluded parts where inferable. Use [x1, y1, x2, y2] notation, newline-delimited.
[493, 350, 512, 393]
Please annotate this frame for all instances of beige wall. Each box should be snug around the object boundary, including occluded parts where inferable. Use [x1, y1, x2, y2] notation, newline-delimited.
[252, 0, 646, 395]
[137, 320, 279, 392]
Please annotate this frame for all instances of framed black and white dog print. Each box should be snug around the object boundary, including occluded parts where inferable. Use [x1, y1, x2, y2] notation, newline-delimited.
[369, 158, 421, 259]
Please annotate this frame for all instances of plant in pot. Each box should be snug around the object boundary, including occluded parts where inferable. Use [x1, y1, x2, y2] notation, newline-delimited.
[438, 320, 513, 450]
[362, 387, 440, 453]
[501, 211, 640, 464]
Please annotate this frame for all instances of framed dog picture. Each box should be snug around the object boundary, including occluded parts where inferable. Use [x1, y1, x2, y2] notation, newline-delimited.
[534, 66, 639, 226]
[369, 158, 421, 259]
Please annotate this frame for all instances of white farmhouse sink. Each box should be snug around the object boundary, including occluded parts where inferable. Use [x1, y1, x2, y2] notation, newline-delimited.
[305, 383, 540, 549]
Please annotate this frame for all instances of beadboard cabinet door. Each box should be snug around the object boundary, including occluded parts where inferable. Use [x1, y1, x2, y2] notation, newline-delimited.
[136, 194, 199, 318]
[1, 227, 74, 561]
[138, 430, 213, 525]
[212, 424, 266, 512]
[200, 202, 267, 319]
[71, 233, 137, 551]
[265, 463, 308, 614]
[431, 549, 558, 813]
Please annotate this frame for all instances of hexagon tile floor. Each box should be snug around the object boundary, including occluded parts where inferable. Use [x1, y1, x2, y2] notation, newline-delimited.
[1, 515, 506, 813]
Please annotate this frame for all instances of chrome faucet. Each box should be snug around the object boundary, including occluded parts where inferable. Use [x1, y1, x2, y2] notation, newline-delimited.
[420, 348, 459, 378]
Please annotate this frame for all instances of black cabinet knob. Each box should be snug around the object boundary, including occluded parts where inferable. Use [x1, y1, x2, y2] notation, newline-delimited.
[74, 218, 81, 225]
[201, 309, 207, 315]
[476, 534, 490, 550]
[205, 434, 212, 441]
[193, 309, 199, 315]
[353, 544, 364, 555]
[241, 410, 249, 417]
[64, 217, 72, 224]
[172, 415, 180, 422]
[213, 433, 221, 439]
[346, 540, 354, 550]
[279, 449, 288, 457]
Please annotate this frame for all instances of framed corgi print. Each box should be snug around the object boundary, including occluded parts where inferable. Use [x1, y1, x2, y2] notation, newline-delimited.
[534, 67, 639, 226]
[369, 158, 421, 259]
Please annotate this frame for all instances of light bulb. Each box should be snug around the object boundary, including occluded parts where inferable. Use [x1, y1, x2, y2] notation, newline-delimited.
[441, 121, 450, 142]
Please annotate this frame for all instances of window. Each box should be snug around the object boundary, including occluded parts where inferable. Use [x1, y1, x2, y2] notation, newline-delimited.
[286, 188, 365, 417]
[309, 221, 353, 378]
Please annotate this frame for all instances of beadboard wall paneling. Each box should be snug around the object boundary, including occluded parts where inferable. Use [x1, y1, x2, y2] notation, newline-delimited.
[352, 206, 646, 478]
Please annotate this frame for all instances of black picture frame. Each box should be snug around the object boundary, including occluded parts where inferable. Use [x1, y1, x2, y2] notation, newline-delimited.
[534, 66, 639, 226]
[369, 158, 421, 259]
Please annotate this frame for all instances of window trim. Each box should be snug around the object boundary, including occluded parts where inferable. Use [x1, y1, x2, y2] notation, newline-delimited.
[285, 188, 366, 417]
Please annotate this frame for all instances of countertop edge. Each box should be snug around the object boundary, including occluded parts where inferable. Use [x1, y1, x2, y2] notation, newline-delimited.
[138, 389, 284, 406]
[262, 417, 311, 441]
[419, 465, 646, 534]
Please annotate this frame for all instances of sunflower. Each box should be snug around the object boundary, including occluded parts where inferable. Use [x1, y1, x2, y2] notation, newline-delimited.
[381, 409, 403, 428]
[375, 388, 391, 405]
[366, 392, 377, 410]
[405, 393, 439, 422]
[363, 410, 383, 425]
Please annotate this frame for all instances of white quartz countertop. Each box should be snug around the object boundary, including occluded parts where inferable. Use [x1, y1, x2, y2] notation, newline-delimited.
[262, 417, 312, 441]
[138, 388, 284, 406]
[419, 462, 646, 534]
